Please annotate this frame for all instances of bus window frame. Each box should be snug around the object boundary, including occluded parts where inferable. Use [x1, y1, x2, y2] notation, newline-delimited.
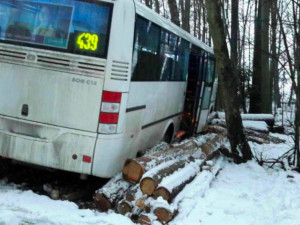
[131, 15, 192, 82]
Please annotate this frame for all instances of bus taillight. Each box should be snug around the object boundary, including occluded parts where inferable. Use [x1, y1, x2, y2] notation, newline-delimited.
[102, 91, 122, 103]
[99, 91, 122, 134]
[99, 113, 119, 124]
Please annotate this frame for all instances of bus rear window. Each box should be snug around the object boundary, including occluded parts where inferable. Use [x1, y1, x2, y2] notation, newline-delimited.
[0, 0, 112, 58]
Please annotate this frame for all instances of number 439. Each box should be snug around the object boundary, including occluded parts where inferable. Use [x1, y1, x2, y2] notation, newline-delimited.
[77, 33, 99, 51]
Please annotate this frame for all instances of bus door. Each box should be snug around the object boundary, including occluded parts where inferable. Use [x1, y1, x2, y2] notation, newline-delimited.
[195, 54, 216, 133]
[183, 46, 204, 135]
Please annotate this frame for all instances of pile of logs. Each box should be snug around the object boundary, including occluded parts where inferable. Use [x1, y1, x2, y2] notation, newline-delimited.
[94, 134, 226, 224]
[94, 113, 285, 224]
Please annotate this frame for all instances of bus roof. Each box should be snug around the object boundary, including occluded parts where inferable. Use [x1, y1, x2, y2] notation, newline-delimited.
[134, 0, 214, 55]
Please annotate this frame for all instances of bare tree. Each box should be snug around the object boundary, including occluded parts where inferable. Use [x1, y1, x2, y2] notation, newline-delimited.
[249, 0, 272, 113]
[168, 0, 181, 26]
[206, 0, 253, 162]
[180, 0, 191, 32]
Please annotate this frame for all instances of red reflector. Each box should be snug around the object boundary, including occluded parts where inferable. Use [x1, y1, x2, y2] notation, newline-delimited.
[102, 91, 122, 103]
[100, 113, 119, 124]
[83, 155, 92, 163]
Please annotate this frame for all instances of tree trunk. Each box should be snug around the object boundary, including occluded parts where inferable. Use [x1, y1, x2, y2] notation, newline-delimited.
[250, 0, 272, 113]
[271, 0, 280, 110]
[168, 0, 181, 26]
[206, 0, 253, 161]
[231, 0, 239, 66]
[154, 0, 160, 14]
[181, 0, 191, 33]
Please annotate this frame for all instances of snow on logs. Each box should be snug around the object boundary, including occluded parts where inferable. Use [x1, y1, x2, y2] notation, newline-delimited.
[94, 173, 132, 212]
[122, 140, 200, 184]
[217, 112, 275, 127]
[95, 133, 226, 223]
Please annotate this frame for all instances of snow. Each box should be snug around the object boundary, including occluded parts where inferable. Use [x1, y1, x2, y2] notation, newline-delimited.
[243, 120, 269, 132]
[0, 181, 135, 225]
[158, 161, 201, 193]
[170, 160, 300, 225]
[218, 112, 274, 121]
[1, 132, 299, 225]
[141, 159, 180, 179]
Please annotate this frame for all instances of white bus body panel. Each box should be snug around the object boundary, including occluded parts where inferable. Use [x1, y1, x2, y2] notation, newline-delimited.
[0, 115, 96, 174]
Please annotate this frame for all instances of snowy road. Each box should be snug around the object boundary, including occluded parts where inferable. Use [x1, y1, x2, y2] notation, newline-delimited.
[0, 134, 300, 225]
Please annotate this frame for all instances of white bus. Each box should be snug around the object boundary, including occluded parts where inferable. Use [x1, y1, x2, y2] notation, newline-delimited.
[0, 0, 217, 178]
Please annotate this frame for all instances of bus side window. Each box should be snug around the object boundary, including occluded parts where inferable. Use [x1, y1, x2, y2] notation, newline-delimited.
[132, 17, 161, 81]
[174, 39, 190, 81]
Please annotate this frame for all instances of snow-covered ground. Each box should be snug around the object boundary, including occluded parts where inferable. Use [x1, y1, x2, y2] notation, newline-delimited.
[0, 133, 299, 225]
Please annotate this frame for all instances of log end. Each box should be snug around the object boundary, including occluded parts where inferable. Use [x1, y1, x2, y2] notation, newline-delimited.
[153, 187, 170, 202]
[154, 207, 173, 223]
[201, 143, 212, 155]
[122, 159, 145, 183]
[94, 193, 112, 212]
[138, 214, 152, 225]
[118, 201, 132, 215]
[140, 177, 156, 196]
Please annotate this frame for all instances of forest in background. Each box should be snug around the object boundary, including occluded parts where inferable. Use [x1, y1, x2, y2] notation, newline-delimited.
[138, 0, 300, 169]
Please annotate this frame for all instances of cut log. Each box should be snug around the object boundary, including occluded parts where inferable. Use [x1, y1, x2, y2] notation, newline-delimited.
[244, 129, 285, 144]
[247, 136, 270, 144]
[153, 162, 200, 202]
[211, 118, 270, 134]
[123, 134, 226, 184]
[153, 151, 221, 202]
[217, 112, 275, 126]
[140, 159, 191, 196]
[205, 124, 285, 144]
[118, 200, 133, 215]
[154, 207, 174, 223]
[94, 173, 131, 211]
[123, 141, 201, 183]
[200, 133, 227, 155]
[138, 213, 154, 225]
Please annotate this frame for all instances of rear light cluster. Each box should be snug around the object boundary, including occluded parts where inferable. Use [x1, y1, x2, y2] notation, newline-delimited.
[99, 91, 122, 134]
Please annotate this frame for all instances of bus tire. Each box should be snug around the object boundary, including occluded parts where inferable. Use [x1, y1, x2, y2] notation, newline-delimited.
[162, 124, 174, 144]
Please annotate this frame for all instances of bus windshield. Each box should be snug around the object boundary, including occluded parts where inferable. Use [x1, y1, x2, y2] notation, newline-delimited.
[0, 0, 112, 58]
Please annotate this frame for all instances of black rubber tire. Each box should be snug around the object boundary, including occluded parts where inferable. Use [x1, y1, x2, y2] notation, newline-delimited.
[162, 128, 173, 144]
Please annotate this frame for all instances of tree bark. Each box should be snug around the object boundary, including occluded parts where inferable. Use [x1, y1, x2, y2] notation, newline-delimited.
[168, 0, 181, 26]
[206, 0, 253, 161]
[249, 0, 272, 113]
[271, 0, 280, 109]
[231, 0, 239, 66]
[154, 0, 160, 14]
[181, 0, 191, 32]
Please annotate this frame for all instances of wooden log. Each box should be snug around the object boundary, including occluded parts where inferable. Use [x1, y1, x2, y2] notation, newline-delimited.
[123, 140, 201, 183]
[118, 200, 133, 215]
[94, 173, 131, 212]
[205, 124, 285, 144]
[154, 207, 174, 223]
[140, 159, 191, 196]
[217, 112, 275, 126]
[153, 150, 221, 202]
[244, 129, 285, 144]
[200, 133, 227, 155]
[211, 118, 270, 134]
[153, 161, 200, 202]
[138, 213, 154, 225]
[247, 136, 270, 144]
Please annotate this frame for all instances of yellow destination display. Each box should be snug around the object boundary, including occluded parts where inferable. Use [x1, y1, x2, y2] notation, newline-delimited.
[76, 33, 99, 51]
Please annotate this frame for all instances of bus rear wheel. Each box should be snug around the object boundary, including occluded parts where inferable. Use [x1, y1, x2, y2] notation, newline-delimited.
[162, 125, 174, 144]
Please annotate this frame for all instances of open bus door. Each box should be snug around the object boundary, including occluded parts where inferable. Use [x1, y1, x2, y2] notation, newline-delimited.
[182, 46, 216, 135]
